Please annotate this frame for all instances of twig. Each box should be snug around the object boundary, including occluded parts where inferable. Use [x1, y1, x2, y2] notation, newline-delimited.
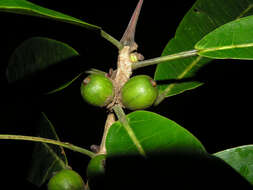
[132, 50, 198, 70]
[0, 134, 95, 158]
[99, 113, 116, 154]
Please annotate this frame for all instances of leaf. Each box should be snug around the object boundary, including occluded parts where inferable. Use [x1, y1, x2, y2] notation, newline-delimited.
[27, 112, 68, 187]
[0, 1, 122, 49]
[45, 72, 83, 95]
[7, 37, 79, 82]
[196, 15, 253, 59]
[214, 145, 253, 185]
[6, 37, 82, 94]
[154, 0, 253, 102]
[0, 0, 100, 31]
[105, 111, 206, 157]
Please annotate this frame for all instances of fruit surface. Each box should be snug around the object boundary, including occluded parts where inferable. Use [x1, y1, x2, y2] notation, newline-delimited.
[121, 75, 158, 110]
[87, 154, 106, 189]
[80, 74, 114, 107]
[87, 154, 106, 179]
[47, 169, 85, 190]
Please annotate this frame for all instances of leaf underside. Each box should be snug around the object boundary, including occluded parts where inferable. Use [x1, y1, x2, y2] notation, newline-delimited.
[106, 111, 206, 157]
[154, 0, 253, 101]
[6, 37, 82, 94]
[196, 15, 253, 59]
[27, 112, 68, 187]
[7, 37, 79, 83]
[214, 145, 253, 185]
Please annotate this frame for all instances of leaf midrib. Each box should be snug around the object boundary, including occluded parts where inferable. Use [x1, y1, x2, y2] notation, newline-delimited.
[165, 56, 202, 94]
[237, 4, 253, 19]
[42, 143, 66, 168]
[42, 112, 68, 164]
[155, 56, 203, 104]
[197, 42, 253, 53]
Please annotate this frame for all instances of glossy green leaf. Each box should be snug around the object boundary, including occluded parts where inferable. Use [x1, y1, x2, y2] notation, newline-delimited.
[106, 111, 206, 157]
[214, 145, 253, 185]
[0, 0, 100, 31]
[27, 112, 68, 187]
[154, 0, 253, 103]
[196, 15, 253, 59]
[0, 1, 122, 49]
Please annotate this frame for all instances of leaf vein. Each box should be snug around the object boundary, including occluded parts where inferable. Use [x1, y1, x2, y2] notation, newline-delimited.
[42, 143, 66, 168]
[198, 42, 253, 53]
[163, 56, 202, 96]
[237, 4, 253, 19]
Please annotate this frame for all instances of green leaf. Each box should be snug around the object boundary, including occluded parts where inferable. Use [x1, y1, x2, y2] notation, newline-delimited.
[196, 15, 253, 59]
[154, 0, 253, 103]
[106, 111, 206, 157]
[214, 145, 253, 185]
[6, 37, 82, 94]
[0, 1, 122, 49]
[0, 0, 100, 31]
[7, 37, 79, 83]
[45, 72, 83, 95]
[27, 112, 68, 187]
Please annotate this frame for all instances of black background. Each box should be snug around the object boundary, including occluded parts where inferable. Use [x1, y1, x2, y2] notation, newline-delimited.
[0, 0, 253, 189]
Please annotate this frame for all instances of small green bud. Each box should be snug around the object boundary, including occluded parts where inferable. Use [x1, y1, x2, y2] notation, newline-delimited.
[47, 169, 85, 190]
[121, 75, 158, 110]
[80, 74, 115, 107]
[130, 53, 138, 63]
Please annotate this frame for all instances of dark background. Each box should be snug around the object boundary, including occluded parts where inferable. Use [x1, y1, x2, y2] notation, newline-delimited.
[0, 0, 252, 189]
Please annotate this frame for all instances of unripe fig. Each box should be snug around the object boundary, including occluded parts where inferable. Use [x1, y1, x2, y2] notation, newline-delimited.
[80, 74, 114, 107]
[121, 75, 158, 110]
[87, 154, 106, 180]
[47, 169, 85, 190]
[87, 154, 106, 189]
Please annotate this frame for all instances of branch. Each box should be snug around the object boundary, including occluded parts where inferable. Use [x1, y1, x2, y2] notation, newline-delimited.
[0, 134, 95, 158]
[98, 113, 116, 154]
[132, 50, 198, 70]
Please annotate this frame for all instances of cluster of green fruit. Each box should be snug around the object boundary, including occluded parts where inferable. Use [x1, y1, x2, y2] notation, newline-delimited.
[48, 155, 105, 190]
[80, 73, 158, 110]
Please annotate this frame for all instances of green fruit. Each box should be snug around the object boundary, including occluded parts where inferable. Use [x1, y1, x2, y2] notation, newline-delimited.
[80, 74, 114, 107]
[47, 169, 85, 190]
[121, 75, 158, 110]
[87, 154, 106, 189]
[87, 154, 106, 180]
